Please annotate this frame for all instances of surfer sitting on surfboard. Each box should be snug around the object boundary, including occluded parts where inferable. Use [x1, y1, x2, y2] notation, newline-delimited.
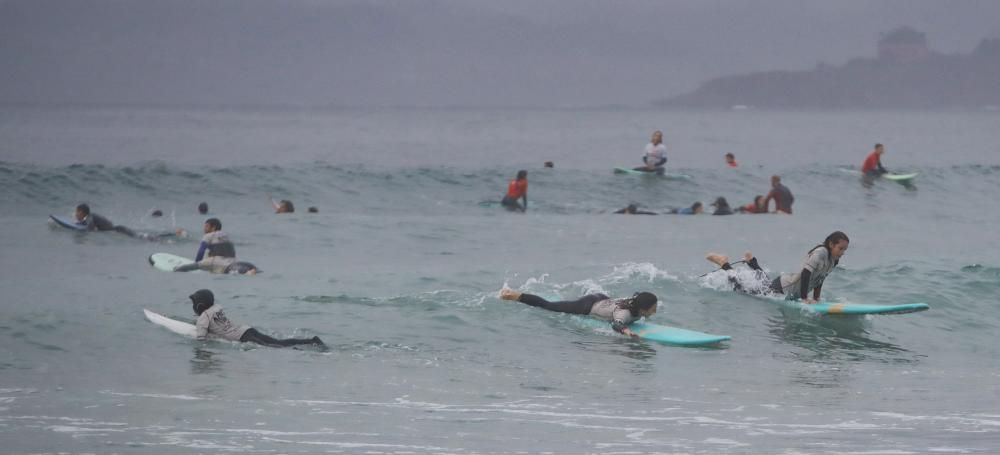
[705, 231, 849, 303]
[174, 218, 257, 274]
[500, 170, 528, 212]
[862, 143, 889, 178]
[499, 288, 658, 337]
[189, 289, 324, 347]
[634, 130, 667, 173]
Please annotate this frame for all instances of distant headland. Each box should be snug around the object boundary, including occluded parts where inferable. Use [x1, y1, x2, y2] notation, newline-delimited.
[657, 27, 1000, 109]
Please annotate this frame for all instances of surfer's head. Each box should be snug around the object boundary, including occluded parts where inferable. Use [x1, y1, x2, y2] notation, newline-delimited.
[75, 203, 90, 221]
[151, 210, 163, 217]
[771, 175, 781, 187]
[823, 231, 850, 260]
[189, 289, 215, 315]
[651, 130, 663, 144]
[516, 170, 527, 180]
[691, 201, 703, 214]
[874, 143, 884, 155]
[624, 292, 658, 317]
[204, 218, 221, 233]
[276, 200, 295, 213]
[198, 202, 209, 214]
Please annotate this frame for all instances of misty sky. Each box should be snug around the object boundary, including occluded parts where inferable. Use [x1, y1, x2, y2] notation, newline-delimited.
[2, 0, 998, 107]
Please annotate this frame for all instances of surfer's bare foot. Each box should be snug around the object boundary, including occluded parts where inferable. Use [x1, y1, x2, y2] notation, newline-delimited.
[743, 251, 754, 262]
[246, 269, 258, 275]
[706, 253, 729, 267]
[499, 288, 521, 301]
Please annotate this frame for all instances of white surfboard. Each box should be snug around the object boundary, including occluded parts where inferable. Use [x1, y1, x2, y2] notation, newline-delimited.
[144, 309, 198, 338]
[149, 252, 196, 272]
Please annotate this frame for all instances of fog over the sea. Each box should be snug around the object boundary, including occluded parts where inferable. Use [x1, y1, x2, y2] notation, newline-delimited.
[2, 0, 998, 107]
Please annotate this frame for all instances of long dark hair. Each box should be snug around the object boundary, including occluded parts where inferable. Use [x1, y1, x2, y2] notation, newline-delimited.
[808, 231, 849, 265]
[619, 292, 658, 316]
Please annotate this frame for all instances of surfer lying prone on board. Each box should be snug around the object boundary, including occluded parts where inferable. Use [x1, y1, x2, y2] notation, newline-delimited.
[499, 288, 658, 337]
[190, 289, 324, 347]
[705, 231, 850, 303]
[74, 204, 183, 239]
[174, 218, 258, 274]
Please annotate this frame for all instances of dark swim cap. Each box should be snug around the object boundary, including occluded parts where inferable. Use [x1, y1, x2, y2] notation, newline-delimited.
[631, 292, 658, 310]
[189, 289, 215, 315]
[198, 202, 208, 214]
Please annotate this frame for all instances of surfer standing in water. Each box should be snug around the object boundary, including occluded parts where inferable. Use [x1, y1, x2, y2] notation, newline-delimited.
[174, 218, 257, 274]
[501, 170, 528, 212]
[635, 130, 667, 173]
[499, 288, 658, 337]
[704, 231, 849, 303]
[189, 289, 324, 347]
[763, 175, 794, 214]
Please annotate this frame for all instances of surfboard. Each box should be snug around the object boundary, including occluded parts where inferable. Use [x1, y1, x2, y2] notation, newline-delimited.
[576, 317, 730, 346]
[780, 300, 930, 315]
[49, 215, 86, 231]
[613, 167, 692, 180]
[144, 308, 198, 338]
[839, 168, 918, 183]
[148, 252, 196, 272]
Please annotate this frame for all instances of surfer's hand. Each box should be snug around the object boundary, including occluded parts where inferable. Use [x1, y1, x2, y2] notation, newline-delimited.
[622, 328, 638, 337]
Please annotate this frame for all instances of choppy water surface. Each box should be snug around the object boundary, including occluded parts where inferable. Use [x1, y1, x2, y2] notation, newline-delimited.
[1, 106, 999, 453]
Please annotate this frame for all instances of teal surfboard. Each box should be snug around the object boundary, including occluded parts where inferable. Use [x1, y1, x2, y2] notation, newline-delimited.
[613, 167, 691, 180]
[779, 300, 929, 316]
[49, 214, 86, 231]
[577, 317, 730, 346]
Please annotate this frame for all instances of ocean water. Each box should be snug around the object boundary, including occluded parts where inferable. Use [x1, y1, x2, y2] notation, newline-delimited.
[1, 106, 999, 454]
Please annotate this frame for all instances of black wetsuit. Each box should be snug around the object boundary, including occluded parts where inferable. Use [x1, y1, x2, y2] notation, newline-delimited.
[85, 213, 137, 237]
[722, 257, 783, 296]
[239, 328, 324, 347]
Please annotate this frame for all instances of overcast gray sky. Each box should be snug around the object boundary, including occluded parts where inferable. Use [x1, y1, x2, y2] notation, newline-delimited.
[2, 0, 998, 107]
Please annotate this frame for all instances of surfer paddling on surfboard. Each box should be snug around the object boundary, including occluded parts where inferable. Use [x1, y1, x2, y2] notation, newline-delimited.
[174, 218, 257, 274]
[705, 231, 849, 303]
[499, 288, 658, 337]
[189, 289, 324, 347]
[73, 203, 183, 239]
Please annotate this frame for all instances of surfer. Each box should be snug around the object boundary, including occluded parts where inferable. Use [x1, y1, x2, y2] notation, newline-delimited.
[705, 231, 849, 303]
[74, 203, 138, 236]
[174, 218, 257, 274]
[634, 130, 667, 172]
[763, 175, 794, 214]
[738, 195, 767, 214]
[272, 198, 295, 214]
[669, 201, 703, 214]
[499, 288, 658, 337]
[614, 204, 657, 215]
[500, 170, 528, 212]
[710, 197, 734, 215]
[725, 153, 738, 168]
[189, 289, 324, 347]
[862, 143, 889, 178]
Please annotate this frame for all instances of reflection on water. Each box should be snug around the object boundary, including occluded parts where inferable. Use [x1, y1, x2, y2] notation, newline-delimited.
[190, 347, 225, 375]
[766, 309, 920, 365]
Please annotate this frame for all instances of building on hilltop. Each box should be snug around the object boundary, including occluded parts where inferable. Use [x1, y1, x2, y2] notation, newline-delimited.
[878, 26, 930, 64]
